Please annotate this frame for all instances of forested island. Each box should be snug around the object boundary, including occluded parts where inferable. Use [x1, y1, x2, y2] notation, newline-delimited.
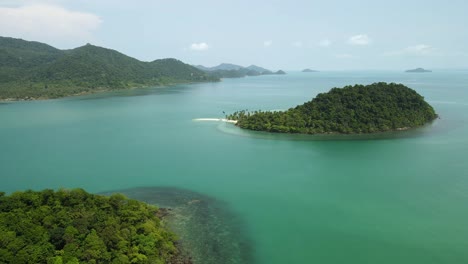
[0, 37, 218, 100]
[0, 189, 180, 264]
[227, 82, 437, 134]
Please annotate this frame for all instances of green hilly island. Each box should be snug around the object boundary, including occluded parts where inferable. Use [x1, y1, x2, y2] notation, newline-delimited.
[0, 189, 178, 264]
[0, 37, 217, 100]
[227, 82, 437, 134]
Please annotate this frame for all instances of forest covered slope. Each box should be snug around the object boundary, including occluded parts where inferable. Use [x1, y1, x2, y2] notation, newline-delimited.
[0, 37, 217, 100]
[228, 82, 437, 134]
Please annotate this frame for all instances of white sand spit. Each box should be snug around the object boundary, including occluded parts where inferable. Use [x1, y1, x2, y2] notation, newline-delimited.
[193, 118, 237, 124]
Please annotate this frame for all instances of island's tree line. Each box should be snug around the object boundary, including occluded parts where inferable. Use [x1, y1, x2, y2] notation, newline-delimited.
[227, 82, 437, 134]
[0, 189, 177, 264]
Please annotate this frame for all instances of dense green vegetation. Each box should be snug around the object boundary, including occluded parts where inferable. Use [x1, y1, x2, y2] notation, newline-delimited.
[227, 82, 437, 134]
[0, 36, 218, 100]
[0, 189, 178, 264]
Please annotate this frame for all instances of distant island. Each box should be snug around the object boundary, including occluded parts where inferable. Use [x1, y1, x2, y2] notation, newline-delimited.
[0, 189, 182, 263]
[405, 68, 432, 73]
[195, 63, 286, 78]
[302, 69, 318, 72]
[227, 82, 437, 134]
[275, 70, 286, 75]
[0, 36, 218, 100]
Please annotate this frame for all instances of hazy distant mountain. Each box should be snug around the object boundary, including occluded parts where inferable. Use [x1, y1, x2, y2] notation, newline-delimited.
[302, 69, 318, 72]
[405, 68, 432, 73]
[0, 36, 216, 100]
[213, 63, 244, 71]
[260, 70, 273, 75]
[245, 65, 270, 73]
[195, 63, 244, 71]
[196, 63, 285, 78]
[195, 65, 212, 71]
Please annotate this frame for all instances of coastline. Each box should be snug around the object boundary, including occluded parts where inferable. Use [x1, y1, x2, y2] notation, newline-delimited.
[193, 118, 238, 124]
[0, 89, 108, 102]
[231, 118, 438, 137]
[0, 79, 220, 102]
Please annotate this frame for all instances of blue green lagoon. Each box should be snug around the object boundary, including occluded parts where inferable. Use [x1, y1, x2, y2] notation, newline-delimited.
[1, 71, 468, 263]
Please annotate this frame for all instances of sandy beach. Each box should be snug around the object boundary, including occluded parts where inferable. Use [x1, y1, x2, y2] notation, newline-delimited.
[193, 118, 237, 124]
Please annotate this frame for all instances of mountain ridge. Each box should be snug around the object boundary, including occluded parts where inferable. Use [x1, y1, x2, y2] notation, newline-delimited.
[0, 36, 217, 100]
[195, 63, 286, 78]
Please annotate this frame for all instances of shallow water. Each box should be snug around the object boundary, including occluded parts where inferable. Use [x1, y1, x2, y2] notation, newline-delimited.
[1, 71, 468, 263]
[101, 187, 254, 264]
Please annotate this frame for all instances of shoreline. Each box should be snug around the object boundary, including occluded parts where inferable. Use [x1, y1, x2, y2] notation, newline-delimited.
[194, 117, 431, 136]
[193, 118, 238, 124]
[0, 79, 220, 102]
[233, 122, 436, 137]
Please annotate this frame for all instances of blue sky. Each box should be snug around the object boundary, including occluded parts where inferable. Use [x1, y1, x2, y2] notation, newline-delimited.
[1, 0, 467, 70]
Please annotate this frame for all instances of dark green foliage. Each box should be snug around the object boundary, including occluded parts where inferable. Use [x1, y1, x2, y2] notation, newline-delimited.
[0, 37, 218, 100]
[228, 82, 437, 134]
[0, 189, 177, 264]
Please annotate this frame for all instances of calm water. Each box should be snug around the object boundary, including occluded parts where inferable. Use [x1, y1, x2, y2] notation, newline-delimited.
[1, 71, 468, 263]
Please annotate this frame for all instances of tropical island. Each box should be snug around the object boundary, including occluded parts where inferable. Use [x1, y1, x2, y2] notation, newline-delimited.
[0, 36, 218, 100]
[302, 69, 318, 72]
[0, 189, 181, 264]
[227, 82, 437, 134]
[405, 68, 432, 73]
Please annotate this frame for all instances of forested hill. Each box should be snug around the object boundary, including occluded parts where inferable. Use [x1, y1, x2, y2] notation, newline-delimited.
[228, 82, 437, 134]
[0, 37, 218, 100]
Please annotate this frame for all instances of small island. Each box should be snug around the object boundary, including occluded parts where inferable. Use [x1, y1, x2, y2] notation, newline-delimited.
[302, 69, 318, 72]
[405, 68, 432, 73]
[275, 70, 286, 75]
[227, 82, 437, 134]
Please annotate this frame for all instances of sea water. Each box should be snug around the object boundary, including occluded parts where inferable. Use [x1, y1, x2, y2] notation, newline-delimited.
[1, 70, 468, 263]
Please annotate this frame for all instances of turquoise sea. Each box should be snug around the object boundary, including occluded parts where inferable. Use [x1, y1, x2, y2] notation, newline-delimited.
[1, 71, 468, 263]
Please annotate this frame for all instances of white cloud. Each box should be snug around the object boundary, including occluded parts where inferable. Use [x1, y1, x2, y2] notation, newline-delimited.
[334, 54, 355, 59]
[292, 41, 303, 47]
[318, 39, 331, 47]
[383, 44, 436, 56]
[190, 42, 209, 51]
[263, 40, 273, 47]
[348, 34, 371, 45]
[0, 4, 102, 47]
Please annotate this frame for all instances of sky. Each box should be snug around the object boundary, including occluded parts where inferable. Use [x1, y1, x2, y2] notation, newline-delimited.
[1, 0, 468, 70]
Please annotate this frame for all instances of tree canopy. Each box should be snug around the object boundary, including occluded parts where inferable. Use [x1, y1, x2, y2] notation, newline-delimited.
[0, 189, 177, 264]
[0, 37, 218, 100]
[227, 82, 437, 134]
